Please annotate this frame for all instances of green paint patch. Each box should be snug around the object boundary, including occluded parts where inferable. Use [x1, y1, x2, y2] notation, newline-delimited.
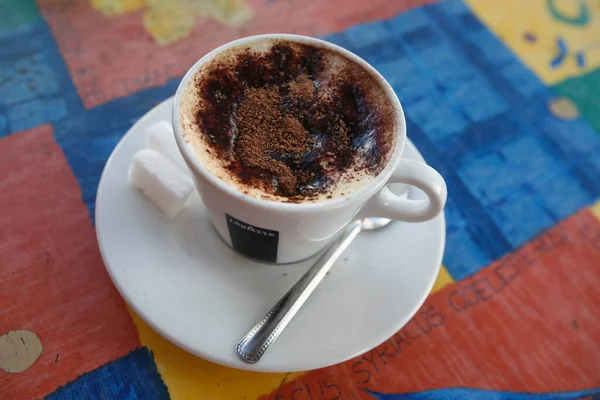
[0, 0, 41, 33]
[546, 0, 590, 26]
[553, 67, 600, 135]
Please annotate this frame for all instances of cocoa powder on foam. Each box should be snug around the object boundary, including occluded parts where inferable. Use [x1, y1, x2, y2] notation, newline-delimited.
[236, 85, 312, 194]
[185, 40, 397, 202]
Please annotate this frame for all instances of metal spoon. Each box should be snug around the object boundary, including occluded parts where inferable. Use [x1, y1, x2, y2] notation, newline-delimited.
[235, 217, 392, 364]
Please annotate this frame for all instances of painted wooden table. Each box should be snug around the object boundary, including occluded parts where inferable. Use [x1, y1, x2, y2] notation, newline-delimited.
[1, 0, 599, 399]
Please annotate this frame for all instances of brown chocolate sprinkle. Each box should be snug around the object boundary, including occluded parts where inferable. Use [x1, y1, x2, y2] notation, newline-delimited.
[288, 74, 315, 102]
[236, 86, 311, 194]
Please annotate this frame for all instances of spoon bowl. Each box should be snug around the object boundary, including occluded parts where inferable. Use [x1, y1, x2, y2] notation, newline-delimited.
[360, 217, 391, 231]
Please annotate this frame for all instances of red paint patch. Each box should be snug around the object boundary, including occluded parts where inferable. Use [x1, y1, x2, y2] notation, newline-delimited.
[262, 210, 600, 399]
[0, 126, 140, 399]
[38, 0, 436, 108]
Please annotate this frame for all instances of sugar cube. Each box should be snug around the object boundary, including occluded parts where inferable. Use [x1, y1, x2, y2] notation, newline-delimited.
[145, 120, 188, 172]
[128, 149, 194, 218]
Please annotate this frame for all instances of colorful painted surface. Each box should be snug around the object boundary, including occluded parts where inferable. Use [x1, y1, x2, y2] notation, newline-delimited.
[0, 0, 599, 399]
[38, 0, 437, 108]
[466, 0, 600, 85]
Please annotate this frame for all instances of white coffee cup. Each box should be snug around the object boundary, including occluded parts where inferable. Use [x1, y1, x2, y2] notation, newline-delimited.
[173, 34, 447, 264]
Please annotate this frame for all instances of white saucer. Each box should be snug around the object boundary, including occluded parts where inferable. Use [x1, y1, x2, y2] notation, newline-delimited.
[96, 98, 446, 372]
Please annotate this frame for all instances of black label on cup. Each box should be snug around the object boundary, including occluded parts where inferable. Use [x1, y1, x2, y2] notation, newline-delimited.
[226, 214, 278, 262]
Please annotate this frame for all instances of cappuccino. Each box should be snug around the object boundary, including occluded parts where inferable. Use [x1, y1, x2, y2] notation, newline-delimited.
[179, 38, 397, 203]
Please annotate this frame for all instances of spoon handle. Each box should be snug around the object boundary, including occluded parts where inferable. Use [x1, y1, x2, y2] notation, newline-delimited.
[235, 220, 363, 363]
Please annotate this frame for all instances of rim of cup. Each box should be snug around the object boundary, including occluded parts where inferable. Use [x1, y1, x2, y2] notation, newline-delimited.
[172, 33, 407, 213]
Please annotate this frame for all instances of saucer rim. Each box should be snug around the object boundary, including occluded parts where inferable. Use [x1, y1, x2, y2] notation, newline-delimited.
[95, 97, 446, 372]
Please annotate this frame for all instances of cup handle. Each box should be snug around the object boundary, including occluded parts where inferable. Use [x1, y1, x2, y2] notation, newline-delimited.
[361, 159, 447, 222]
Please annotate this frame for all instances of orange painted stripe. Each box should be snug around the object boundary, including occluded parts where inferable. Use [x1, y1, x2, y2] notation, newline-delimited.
[0, 126, 140, 399]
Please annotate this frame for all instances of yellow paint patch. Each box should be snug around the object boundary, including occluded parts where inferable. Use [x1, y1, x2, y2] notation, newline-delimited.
[195, 0, 253, 26]
[548, 96, 580, 120]
[128, 309, 303, 400]
[143, 0, 253, 45]
[89, 0, 144, 15]
[431, 265, 454, 293]
[590, 201, 600, 222]
[90, 0, 253, 45]
[142, 1, 197, 46]
[465, 0, 600, 84]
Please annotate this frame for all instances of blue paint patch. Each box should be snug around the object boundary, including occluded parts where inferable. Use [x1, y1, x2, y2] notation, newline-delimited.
[45, 347, 169, 400]
[403, 118, 513, 280]
[458, 154, 522, 204]
[444, 197, 467, 231]
[377, 58, 435, 102]
[417, 42, 476, 84]
[533, 171, 593, 220]
[459, 13, 486, 32]
[0, 21, 83, 135]
[490, 189, 556, 248]
[550, 38, 569, 69]
[345, 21, 393, 48]
[7, 97, 69, 132]
[0, 110, 9, 136]
[466, 30, 515, 66]
[575, 51, 586, 68]
[430, 0, 470, 16]
[401, 26, 443, 51]
[578, 147, 600, 196]
[323, 32, 352, 50]
[0, 55, 60, 104]
[385, 8, 433, 35]
[444, 229, 492, 280]
[447, 75, 509, 122]
[536, 116, 600, 160]
[446, 112, 523, 163]
[354, 40, 406, 65]
[368, 387, 600, 399]
[500, 135, 564, 181]
[405, 94, 468, 143]
[500, 61, 547, 97]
